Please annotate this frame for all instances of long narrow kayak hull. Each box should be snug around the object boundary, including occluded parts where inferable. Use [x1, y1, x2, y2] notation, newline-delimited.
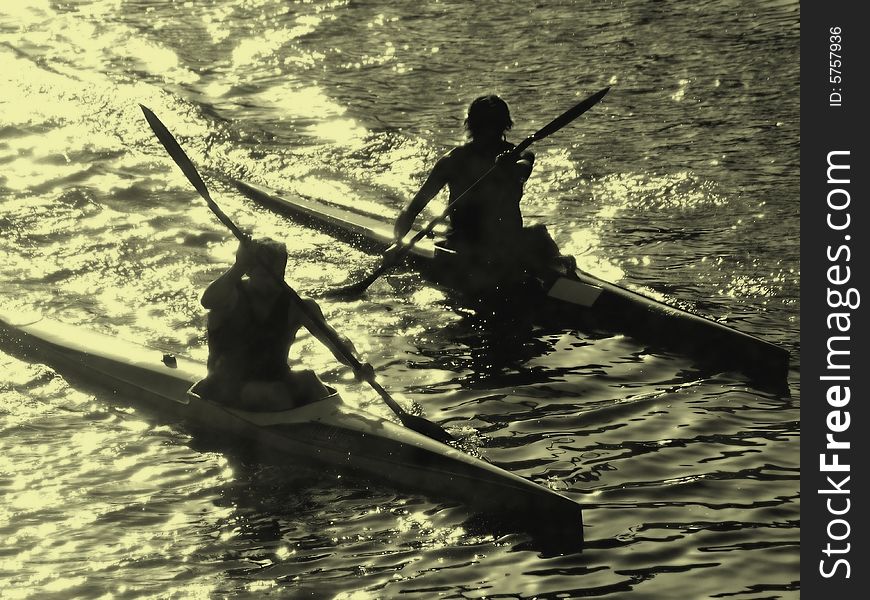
[0, 311, 583, 538]
[234, 180, 790, 383]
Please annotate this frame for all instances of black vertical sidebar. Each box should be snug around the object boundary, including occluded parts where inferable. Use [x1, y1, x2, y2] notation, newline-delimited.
[801, 1, 868, 598]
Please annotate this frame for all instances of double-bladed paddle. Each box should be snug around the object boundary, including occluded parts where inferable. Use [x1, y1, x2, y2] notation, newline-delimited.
[140, 104, 455, 444]
[326, 86, 610, 298]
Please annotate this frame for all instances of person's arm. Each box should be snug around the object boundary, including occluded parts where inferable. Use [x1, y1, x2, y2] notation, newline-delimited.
[299, 297, 375, 381]
[201, 242, 253, 310]
[496, 148, 535, 182]
[515, 149, 535, 182]
[393, 154, 451, 240]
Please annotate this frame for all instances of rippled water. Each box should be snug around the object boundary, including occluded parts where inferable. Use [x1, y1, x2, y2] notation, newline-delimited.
[1, 1, 799, 598]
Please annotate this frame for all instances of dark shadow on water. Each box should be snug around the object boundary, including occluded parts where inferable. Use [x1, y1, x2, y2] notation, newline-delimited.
[189, 434, 587, 555]
[404, 303, 616, 390]
[461, 513, 586, 557]
[394, 273, 793, 395]
[402, 301, 722, 399]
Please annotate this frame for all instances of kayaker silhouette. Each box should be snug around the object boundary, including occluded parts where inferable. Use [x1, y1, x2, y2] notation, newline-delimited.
[392, 94, 575, 293]
[198, 237, 373, 410]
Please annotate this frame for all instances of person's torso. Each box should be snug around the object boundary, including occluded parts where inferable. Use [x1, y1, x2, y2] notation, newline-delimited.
[207, 283, 301, 381]
[444, 140, 525, 246]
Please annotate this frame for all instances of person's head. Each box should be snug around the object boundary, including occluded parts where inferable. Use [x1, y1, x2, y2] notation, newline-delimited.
[464, 95, 513, 141]
[247, 237, 288, 281]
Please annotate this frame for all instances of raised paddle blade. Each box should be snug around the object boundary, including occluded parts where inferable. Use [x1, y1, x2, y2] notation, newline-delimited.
[140, 105, 248, 242]
[140, 105, 211, 202]
[327, 86, 611, 299]
[532, 86, 610, 142]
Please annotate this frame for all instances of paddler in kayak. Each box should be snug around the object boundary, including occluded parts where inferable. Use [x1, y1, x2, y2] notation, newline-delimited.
[392, 94, 574, 293]
[198, 237, 373, 410]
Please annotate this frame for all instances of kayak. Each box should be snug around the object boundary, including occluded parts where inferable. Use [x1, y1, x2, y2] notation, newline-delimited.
[234, 180, 790, 384]
[0, 310, 583, 538]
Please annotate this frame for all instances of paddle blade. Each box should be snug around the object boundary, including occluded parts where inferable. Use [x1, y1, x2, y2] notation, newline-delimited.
[400, 413, 455, 444]
[320, 284, 368, 299]
[532, 86, 610, 141]
[140, 104, 212, 202]
[141, 104, 248, 242]
[322, 272, 380, 299]
[324, 241, 414, 299]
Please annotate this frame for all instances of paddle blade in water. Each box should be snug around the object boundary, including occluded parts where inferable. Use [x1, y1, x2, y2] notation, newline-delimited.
[401, 413, 455, 444]
[322, 274, 380, 299]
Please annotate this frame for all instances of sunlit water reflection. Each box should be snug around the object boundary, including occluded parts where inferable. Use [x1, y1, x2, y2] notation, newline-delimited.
[1, 0, 798, 597]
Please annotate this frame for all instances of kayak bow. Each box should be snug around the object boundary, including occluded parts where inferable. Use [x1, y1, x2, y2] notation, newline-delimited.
[0, 310, 584, 538]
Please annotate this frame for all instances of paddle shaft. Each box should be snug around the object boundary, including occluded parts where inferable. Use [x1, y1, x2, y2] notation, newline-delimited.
[139, 105, 424, 428]
[337, 87, 611, 295]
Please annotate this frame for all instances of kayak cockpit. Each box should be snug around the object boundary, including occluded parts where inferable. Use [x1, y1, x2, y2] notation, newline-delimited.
[187, 379, 344, 426]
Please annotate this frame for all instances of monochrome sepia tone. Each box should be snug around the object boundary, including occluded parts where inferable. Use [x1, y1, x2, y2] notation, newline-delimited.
[0, 1, 799, 598]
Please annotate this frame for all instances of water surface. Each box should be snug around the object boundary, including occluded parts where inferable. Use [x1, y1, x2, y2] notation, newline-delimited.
[0, 1, 799, 597]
